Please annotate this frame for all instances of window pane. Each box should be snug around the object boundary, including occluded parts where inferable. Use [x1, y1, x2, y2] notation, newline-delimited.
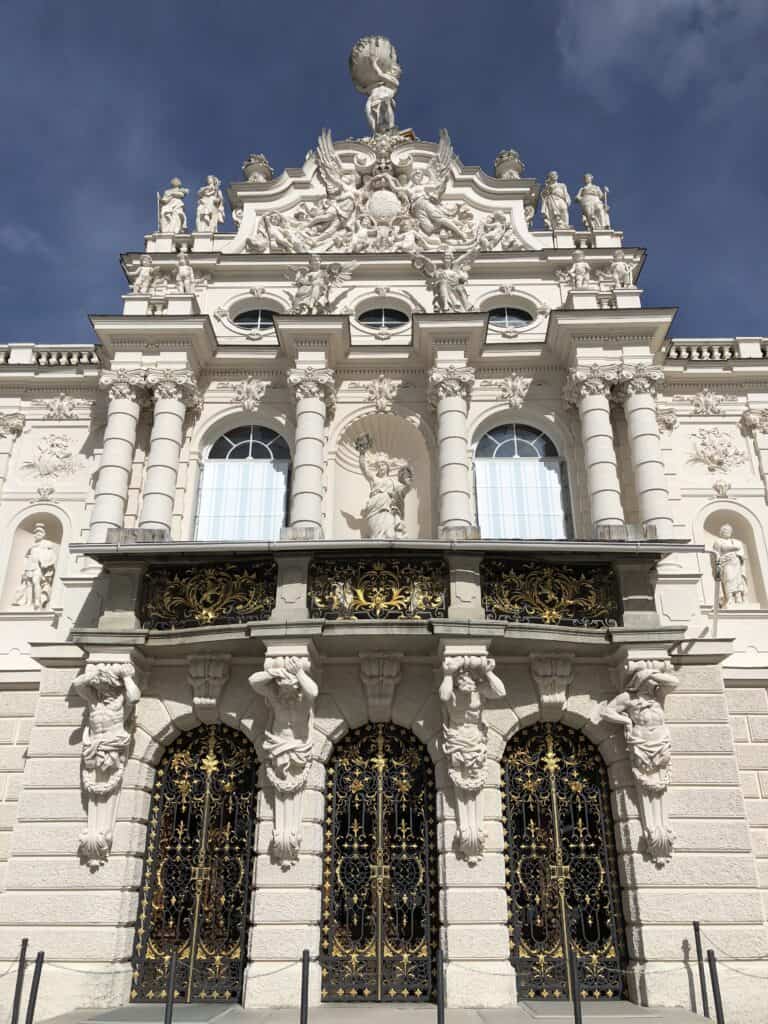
[195, 460, 289, 542]
[359, 308, 409, 329]
[488, 306, 533, 328]
[233, 308, 274, 329]
[475, 458, 568, 539]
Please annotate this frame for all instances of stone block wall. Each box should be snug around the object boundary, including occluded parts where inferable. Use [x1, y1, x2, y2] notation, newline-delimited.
[0, 683, 37, 890]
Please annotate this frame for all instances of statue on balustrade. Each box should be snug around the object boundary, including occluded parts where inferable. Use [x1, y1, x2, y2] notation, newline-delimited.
[713, 523, 747, 608]
[195, 175, 225, 233]
[540, 170, 571, 230]
[158, 177, 188, 234]
[12, 523, 57, 611]
[575, 173, 611, 231]
[355, 433, 413, 539]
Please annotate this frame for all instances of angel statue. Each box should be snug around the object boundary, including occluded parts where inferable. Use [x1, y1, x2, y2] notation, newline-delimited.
[540, 170, 571, 231]
[412, 248, 476, 313]
[288, 255, 358, 315]
[158, 177, 188, 234]
[354, 433, 413, 539]
[195, 175, 225, 233]
[304, 130, 361, 244]
[403, 130, 467, 241]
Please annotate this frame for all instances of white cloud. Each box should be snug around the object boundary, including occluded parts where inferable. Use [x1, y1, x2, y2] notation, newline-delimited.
[555, 0, 768, 116]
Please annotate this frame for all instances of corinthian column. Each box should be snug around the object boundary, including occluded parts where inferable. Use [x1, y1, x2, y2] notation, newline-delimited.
[284, 367, 335, 539]
[616, 365, 673, 536]
[138, 369, 200, 533]
[89, 370, 146, 542]
[428, 364, 475, 538]
[0, 412, 26, 499]
[563, 364, 624, 531]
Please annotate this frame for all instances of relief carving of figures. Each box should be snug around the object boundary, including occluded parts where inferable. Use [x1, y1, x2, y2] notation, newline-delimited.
[713, 523, 747, 608]
[360, 651, 402, 721]
[591, 659, 679, 863]
[22, 434, 85, 478]
[234, 376, 269, 413]
[540, 170, 571, 230]
[288, 255, 358, 314]
[0, 412, 25, 438]
[575, 173, 611, 231]
[158, 177, 188, 234]
[413, 248, 476, 312]
[440, 653, 506, 863]
[248, 655, 319, 867]
[689, 426, 746, 474]
[12, 523, 57, 611]
[367, 374, 398, 413]
[73, 660, 141, 868]
[349, 36, 402, 136]
[355, 433, 413, 539]
[195, 175, 225, 233]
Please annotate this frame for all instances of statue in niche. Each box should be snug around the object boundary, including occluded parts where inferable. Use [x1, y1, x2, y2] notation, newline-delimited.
[131, 255, 155, 294]
[600, 249, 637, 289]
[249, 656, 318, 867]
[558, 250, 593, 290]
[575, 173, 611, 231]
[354, 433, 413, 539]
[412, 248, 476, 313]
[349, 36, 402, 135]
[175, 252, 195, 294]
[158, 177, 188, 234]
[195, 175, 225, 233]
[591, 659, 679, 863]
[540, 170, 571, 230]
[12, 523, 57, 611]
[713, 523, 747, 608]
[74, 661, 141, 868]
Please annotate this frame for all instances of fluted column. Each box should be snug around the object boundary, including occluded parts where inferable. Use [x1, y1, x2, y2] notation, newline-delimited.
[89, 370, 146, 542]
[138, 369, 199, 533]
[0, 412, 26, 499]
[563, 365, 624, 530]
[428, 365, 475, 538]
[616, 365, 673, 536]
[284, 367, 335, 539]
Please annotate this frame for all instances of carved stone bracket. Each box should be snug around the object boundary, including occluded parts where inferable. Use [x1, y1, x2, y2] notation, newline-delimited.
[248, 648, 319, 868]
[439, 647, 506, 864]
[360, 651, 402, 722]
[187, 655, 231, 724]
[529, 655, 573, 720]
[427, 365, 476, 406]
[590, 658, 679, 864]
[73, 658, 141, 869]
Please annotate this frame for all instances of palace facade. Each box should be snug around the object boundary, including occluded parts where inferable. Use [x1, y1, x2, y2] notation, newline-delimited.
[0, 35, 767, 1022]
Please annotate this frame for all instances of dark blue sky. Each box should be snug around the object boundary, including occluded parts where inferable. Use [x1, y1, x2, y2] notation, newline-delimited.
[1, 0, 766, 342]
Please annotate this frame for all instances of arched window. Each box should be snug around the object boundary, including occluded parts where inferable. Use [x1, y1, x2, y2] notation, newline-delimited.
[474, 423, 570, 539]
[358, 308, 410, 330]
[195, 425, 290, 541]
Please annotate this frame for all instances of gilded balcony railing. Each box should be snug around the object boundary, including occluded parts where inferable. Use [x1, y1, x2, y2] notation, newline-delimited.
[308, 556, 449, 620]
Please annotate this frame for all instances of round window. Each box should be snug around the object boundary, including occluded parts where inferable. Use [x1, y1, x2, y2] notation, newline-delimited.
[487, 306, 533, 329]
[232, 308, 275, 330]
[358, 308, 410, 330]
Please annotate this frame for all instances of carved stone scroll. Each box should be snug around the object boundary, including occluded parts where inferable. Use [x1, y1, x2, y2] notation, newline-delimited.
[187, 655, 231, 724]
[439, 651, 506, 864]
[591, 658, 679, 864]
[249, 652, 319, 868]
[360, 651, 402, 721]
[73, 660, 141, 869]
[529, 655, 573, 719]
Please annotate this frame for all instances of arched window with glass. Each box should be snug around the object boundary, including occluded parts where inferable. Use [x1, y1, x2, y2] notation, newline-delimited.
[474, 424, 571, 540]
[195, 426, 290, 541]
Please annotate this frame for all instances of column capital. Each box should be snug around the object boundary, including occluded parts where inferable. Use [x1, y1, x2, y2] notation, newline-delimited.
[614, 363, 665, 400]
[562, 363, 619, 405]
[427, 364, 475, 406]
[145, 368, 201, 409]
[287, 366, 336, 411]
[740, 406, 768, 437]
[0, 411, 25, 438]
[99, 368, 147, 404]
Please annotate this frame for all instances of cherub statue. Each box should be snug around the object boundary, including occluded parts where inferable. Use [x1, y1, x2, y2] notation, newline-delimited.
[558, 250, 593, 290]
[712, 523, 747, 608]
[600, 249, 637, 289]
[158, 177, 188, 234]
[412, 248, 476, 312]
[175, 252, 195, 294]
[288, 255, 357, 314]
[575, 173, 611, 231]
[12, 523, 57, 611]
[195, 174, 225, 233]
[540, 170, 571, 230]
[354, 433, 413, 539]
[131, 255, 154, 294]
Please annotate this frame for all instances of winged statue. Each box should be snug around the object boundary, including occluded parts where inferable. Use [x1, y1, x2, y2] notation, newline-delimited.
[289, 255, 360, 314]
[412, 248, 477, 312]
[295, 130, 360, 245]
[397, 130, 468, 242]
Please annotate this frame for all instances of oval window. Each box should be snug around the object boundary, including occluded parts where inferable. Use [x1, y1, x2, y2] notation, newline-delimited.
[358, 308, 410, 330]
[487, 307, 533, 329]
[232, 308, 275, 330]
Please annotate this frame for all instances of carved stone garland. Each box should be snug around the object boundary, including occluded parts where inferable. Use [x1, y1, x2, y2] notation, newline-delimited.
[73, 660, 141, 868]
[439, 653, 506, 863]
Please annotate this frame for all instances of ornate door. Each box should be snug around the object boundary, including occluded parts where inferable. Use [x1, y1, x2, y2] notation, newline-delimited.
[503, 723, 626, 1001]
[321, 723, 439, 1003]
[131, 724, 257, 1003]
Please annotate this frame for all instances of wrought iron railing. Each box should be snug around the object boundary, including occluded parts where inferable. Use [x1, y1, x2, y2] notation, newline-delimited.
[308, 556, 449, 620]
[139, 559, 277, 630]
[481, 558, 621, 628]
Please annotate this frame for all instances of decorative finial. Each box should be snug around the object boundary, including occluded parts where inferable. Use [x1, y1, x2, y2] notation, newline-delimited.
[348, 36, 402, 136]
[241, 153, 274, 183]
[494, 149, 525, 180]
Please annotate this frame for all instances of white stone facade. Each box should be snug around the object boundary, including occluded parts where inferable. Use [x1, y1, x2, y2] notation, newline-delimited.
[0, 34, 767, 1024]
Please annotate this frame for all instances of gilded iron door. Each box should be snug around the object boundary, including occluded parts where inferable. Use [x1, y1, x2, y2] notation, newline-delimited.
[131, 724, 257, 1003]
[321, 723, 438, 1002]
[503, 723, 626, 1001]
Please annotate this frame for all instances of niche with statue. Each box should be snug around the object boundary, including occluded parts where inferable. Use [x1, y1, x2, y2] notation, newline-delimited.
[702, 508, 766, 610]
[0, 513, 62, 613]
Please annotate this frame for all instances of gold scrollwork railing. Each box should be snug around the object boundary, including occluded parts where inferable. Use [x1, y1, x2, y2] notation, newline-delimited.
[140, 560, 277, 630]
[481, 559, 620, 628]
[308, 557, 449, 620]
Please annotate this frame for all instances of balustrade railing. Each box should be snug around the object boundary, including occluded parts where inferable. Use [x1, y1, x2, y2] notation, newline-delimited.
[139, 559, 277, 629]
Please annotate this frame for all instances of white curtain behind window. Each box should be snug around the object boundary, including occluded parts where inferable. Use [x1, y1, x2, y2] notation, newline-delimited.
[475, 458, 567, 539]
[195, 460, 289, 542]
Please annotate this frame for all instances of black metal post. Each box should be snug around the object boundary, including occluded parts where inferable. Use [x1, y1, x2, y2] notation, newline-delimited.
[163, 951, 177, 1024]
[299, 948, 310, 1024]
[693, 921, 710, 1018]
[570, 949, 583, 1024]
[23, 951, 44, 1024]
[706, 950, 725, 1024]
[10, 937, 28, 1024]
[435, 948, 445, 1024]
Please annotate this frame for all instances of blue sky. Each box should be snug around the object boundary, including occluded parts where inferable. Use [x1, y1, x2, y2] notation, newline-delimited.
[0, 0, 765, 342]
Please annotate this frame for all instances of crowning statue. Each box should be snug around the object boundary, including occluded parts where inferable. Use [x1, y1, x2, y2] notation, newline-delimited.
[195, 174, 225, 233]
[440, 654, 506, 862]
[575, 173, 611, 231]
[349, 36, 402, 136]
[355, 433, 413, 539]
[158, 177, 188, 234]
[12, 523, 57, 611]
[540, 170, 571, 230]
[73, 661, 141, 868]
[289, 255, 357, 314]
[591, 659, 679, 863]
[249, 655, 319, 866]
[713, 523, 747, 608]
[412, 248, 476, 312]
